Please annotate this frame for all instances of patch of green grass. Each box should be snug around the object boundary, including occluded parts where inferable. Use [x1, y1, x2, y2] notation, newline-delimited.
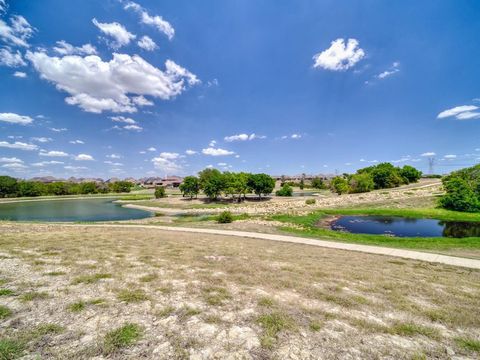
[29, 323, 64, 338]
[69, 301, 86, 312]
[118, 194, 153, 201]
[139, 273, 157, 283]
[177, 306, 201, 321]
[44, 271, 66, 276]
[89, 298, 107, 305]
[203, 314, 223, 324]
[455, 337, 480, 352]
[309, 320, 322, 332]
[0, 339, 24, 360]
[71, 273, 112, 285]
[156, 306, 175, 318]
[257, 312, 294, 348]
[103, 323, 142, 354]
[257, 296, 276, 308]
[116, 289, 148, 303]
[20, 291, 49, 302]
[0, 289, 14, 296]
[389, 322, 440, 339]
[0, 279, 8, 286]
[202, 286, 231, 306]
[271, 209, 480, 250]
[0, 305, 12, 319]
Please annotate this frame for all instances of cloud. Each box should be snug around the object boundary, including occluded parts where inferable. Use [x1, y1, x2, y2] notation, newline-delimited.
[0, 157, 23, 163]
[110, 116, 136, 124]
[185, 149, 197, 155]
[64, 165, 87, 171]
[92, 18, 135, 49]
[13, 71, 26, 78]
[27, 51, 199, 113]
[147, 147, 156, 152]
[0, 48, 26, 67]
[151, 152, 182, 173]
[31, 137, 52, 143]
[0, 15, 35, 47]
[40, 150, 69, 157]
[74, 153, 94, 161]
[0, 141, 38, 150]
[124, 1, 174, 40]
[376, 62, 400, 79]
[359, 158, 378, 163]
[132, 95, 153, 106]
[313, 38, 365, 71]
[437, 105, 480, 120]
[0, 0, 7, 14]
[224, 133, 266, 142]
[444, 154, 456, 159]
[69, 139, 84, 144]
[53, 40, 97, 55]
[2, 163, 27, 170]
[31, 160, 64, 167]
[137, 35, 157, 51]
[104, 161, 123, 166]
[0, 112, 33, 125]
[106, 154, 122, 159]
[49, 127, 67, 132]
[202, 147, 235, 156]
[421, 152, 436, 157]
[208, 140, 216, 147]
[122, 124, 142, 131]
[281, 133, 302, 140]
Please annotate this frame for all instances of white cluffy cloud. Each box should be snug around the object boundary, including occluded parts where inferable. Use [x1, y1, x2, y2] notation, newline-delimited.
[13, 71, 27, 78]
[27, 51, 199, 113]
[375, 61, 400, 80]
[0, 15, 35, 47]
[32, 160, 64, 167]
[0, 157, 23, 163]
[202, 147, 235, 156]
[224, 133, 266, 142]
[421, 152, 436, 157]
[31, 137, 52, 143]
[437, 105, 480, 120]
[0, 48, 26, 67]
[92, 18, 136, 49]
[110, 116, 137, 124]
[53, 40, 97, 56]
[74, 153, 94, 161]
[39, 150, 69, 157]
[185, 149, 197, 155]
[137, 35, 157, 51]
[313, 38, 365, 71]
[152, 152, 182, 173]
[69, 139, 84, 144]
[122, 124, 142, 131]
[0, 112, 33, 125]
[124, 1, 175, 40]
[106, 154, 122, 159]
[281, 133, 302, 140]
[0, 141, 38, 150]
[444, 154, 457, 159]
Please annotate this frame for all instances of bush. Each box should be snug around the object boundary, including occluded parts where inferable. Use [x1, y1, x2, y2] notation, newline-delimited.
[217, 211, 233, 223]
[439, 174, 480, 212]
[400, 165, 422, 183]
[154, 186, 166, 199]
[349, 173, 374, 193]
[275, 184, 293, 196]
[330, 176, 349, 195]
[179, 176, 200, 198]
[311, 177, 326, 189]
[248, 173, 275, 198]
[305, 199, 316, 205]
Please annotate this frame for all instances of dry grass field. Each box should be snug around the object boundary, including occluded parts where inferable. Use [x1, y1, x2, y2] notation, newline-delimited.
[1, 223, 479, 359]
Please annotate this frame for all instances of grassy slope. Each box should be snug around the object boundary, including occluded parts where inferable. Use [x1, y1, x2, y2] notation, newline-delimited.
[272, 209, 480, 251]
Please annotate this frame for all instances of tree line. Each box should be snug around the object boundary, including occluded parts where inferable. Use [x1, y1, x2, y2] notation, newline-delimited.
[0, 176, 133, 198]
[179, 168, 275, 200]
[439, 164, 480, 212]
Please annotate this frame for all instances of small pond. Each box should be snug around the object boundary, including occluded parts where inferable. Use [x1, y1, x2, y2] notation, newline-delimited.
[330, 215, 480, 238]
[292, 191, 320, 197]
[0, 198, 152, 222]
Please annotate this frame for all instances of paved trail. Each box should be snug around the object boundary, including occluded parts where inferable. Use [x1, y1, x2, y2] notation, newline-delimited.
[59, 223, 480, 270]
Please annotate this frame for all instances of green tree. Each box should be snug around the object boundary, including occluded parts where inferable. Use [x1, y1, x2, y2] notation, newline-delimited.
[275, 184, 293, 196]
[439, 177, 480, 212]
[0, 176, 18, 198]
[109, 181, 133, 193]
[400, 165, 422, 184]
[179, 176, 200, 199]
[330, 176, 349, 195]
[79, 182, 98, 194]
[247, 173, 275, 199]
[311, 177, 325, 189]
[16, 181, 45, 197]
[199, 168, 225, 200]
[154, 186, 166, 198]
[348, 173, 374, 193]
[358, 162, 405, 189]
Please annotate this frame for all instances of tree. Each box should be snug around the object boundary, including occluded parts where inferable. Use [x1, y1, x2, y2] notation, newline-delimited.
[16, 181, 44, 197]
[400, 165, 422, 184]
[109, 181, 133, 193]
[199, 168, 225, 200]
[439, 177, 480, 212]
[348, 173, 374, 193]
[179, 176, 200, 199]
[330, 176, 349, 195]
[358, 162, 405, 189]
[0, 176, 18, 198]
[46, 182, 71, 195]
[275, 184, 293, 196]
[154, 186, 166, 198]
[311, 177, 325, 189]
[247, 173, 275, 199]
[79, 182, 98, 194]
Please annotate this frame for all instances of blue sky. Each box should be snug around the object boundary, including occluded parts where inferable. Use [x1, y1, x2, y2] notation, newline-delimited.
[1, 0, 479, 179]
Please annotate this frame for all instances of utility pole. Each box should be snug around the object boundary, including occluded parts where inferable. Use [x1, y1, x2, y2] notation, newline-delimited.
[428, 157, 435, 175]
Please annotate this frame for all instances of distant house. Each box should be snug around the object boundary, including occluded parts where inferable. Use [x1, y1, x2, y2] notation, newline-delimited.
[140, 176, 183, 188]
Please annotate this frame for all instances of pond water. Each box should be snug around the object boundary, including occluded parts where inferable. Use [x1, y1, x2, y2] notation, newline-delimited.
[330, 215, 480, 238]
[292, 191, 320, 197]
[0, 198, 152, 222]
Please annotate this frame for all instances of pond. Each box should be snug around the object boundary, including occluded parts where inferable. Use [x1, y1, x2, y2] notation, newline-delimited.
[292, 191, 320, 197]
[330, 215, 480, 238]
[0, 198, 152, 222]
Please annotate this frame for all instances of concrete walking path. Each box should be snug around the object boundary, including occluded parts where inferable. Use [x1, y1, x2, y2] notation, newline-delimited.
[60, 223, 480, 270]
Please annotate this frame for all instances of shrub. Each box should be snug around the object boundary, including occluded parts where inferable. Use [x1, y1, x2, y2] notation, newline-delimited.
[275, 184, 293, 197]
[103, 323, 142, 354]
[305, 199, 316, 205]
[330, 176, 349, 195]
[217, 211, 233, 223]
[179, 176, 200, 198]
[349, 173, 374, 193]
[311, 177, 326, 189]
[248, 173, 275, 198]
[439, 174, 480, 212]
[400, 165, 422, 183]
[154, 186, 166, 199]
